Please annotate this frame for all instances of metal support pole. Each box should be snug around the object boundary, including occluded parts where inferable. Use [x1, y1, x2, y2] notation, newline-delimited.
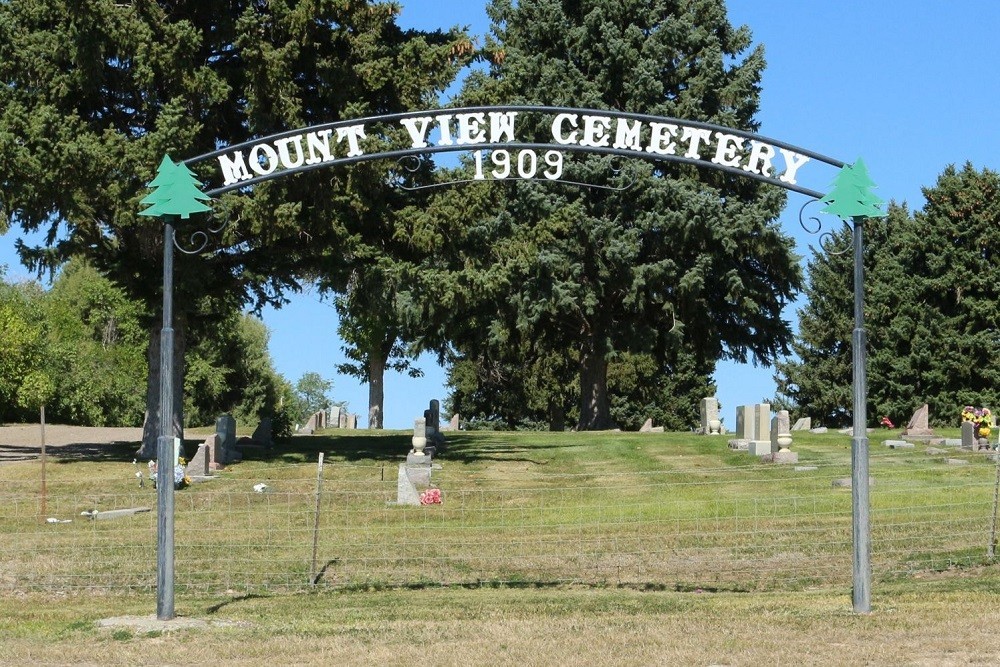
[156, 218, 176, 621]
[39, 404, 47, 523]
[311, 452, 325, 586]
[851, 216, 871, 613]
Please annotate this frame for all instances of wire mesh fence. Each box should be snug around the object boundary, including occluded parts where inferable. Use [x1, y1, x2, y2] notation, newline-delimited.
[2, 445, 997, 596]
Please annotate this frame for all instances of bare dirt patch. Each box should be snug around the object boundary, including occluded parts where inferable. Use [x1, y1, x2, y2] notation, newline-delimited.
[0, 424, 143, 463]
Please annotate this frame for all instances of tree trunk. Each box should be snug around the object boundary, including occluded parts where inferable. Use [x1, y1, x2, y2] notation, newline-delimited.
[367, 352, 386, 430]
[137, 318, 186, 459]
[577, 346, 615, 431]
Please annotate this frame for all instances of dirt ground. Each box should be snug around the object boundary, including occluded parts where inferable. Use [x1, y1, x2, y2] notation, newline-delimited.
[0, 423, 144, 462]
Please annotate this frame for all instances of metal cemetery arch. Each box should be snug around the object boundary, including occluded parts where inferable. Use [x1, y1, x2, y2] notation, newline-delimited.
[183, 105, 842, 198]
[151, 105, 877, 618]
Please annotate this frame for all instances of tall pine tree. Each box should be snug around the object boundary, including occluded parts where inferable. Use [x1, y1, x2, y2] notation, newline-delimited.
[444, 0, 800, 430]
[0, 1, 469, 450]
[777, 163, 1000, 428]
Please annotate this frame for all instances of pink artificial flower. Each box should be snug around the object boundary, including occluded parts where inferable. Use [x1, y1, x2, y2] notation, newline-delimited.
[420, 488, 442, 505]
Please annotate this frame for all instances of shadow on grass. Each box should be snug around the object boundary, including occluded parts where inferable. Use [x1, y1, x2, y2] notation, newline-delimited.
[14, 430, 581, 467]
[41, 439, 208, 465]
[246, 432, 582, 465]
[205, 593, 270, 614]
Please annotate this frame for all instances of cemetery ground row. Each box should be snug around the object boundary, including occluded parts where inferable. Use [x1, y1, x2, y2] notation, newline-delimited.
[2, 423, 999, 596]
[2, 423, 1000, 664]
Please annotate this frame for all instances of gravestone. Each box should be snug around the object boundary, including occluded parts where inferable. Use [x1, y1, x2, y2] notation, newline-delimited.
[411, 417, 428, 457]
[728, 405, 754, 450]
[251, 418, 272, 448]
[884, 440, 914, 449]
[901, 403, 934, 440]
[699, 397, 722, 435]
[770, 410, 792, 451]
[736, 405, 754, 438]
[305, 410, 324, 432]
[329, 405, 342, 428]
[346, 413, 358, 430]
[791, 417, 811, 431]
[338, 409, 348, 429]
[216, 414, 240, 464]
[404, 457, 432, 488]
[748, 403, 772, 456]
[765, 410, 797, 463]
[396, 463, 422, 506]
[205, 434, 223, 470]
[639, 418, 653, 433]
[427, 399, 446, 446]
[440, 413, 460, 431]
[961, 421, 976, 450]
[186, 442, 210, 477]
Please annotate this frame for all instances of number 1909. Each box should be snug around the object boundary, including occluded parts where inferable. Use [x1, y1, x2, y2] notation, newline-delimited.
[473, 150, 564, 181]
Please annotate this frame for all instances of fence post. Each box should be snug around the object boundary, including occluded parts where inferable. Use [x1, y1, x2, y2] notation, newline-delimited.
[989, 449, 1000, 560]
[310, 452, 325, 585]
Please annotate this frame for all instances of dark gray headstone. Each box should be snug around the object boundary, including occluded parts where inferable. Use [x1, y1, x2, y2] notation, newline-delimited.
[251, 418, 273, 447]
[216, 414, 240, 464]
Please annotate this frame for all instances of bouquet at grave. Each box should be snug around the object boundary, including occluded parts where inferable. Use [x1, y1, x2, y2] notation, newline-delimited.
[961, 406, 993, 438]
[419, 488, 442, 505]
[147, 458, 191, 490]
[879, 416, 894, 429]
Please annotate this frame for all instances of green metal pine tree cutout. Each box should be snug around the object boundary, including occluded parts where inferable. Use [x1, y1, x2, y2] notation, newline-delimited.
[139, 154, 213, 219]
[820, 158, 887, 220]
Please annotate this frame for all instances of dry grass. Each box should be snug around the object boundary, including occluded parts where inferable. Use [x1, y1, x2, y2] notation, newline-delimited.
[2, 586, 1000, 665]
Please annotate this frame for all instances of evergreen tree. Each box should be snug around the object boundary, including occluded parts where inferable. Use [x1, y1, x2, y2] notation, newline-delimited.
[184, 312, 289, 428]
[871, 164, 1000, 425]
[445, 0, 800, 430]
[773, 215, 891, 427]
[777, 163, 1000, 428]
[334, 280, 424, 430]
[0, 1, 469, 453]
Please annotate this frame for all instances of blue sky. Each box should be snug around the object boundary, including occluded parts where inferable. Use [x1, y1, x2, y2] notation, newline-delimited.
[3, 1, 999, 429]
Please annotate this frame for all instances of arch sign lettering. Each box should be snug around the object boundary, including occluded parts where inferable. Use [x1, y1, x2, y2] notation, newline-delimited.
[184, 105, 844, 199]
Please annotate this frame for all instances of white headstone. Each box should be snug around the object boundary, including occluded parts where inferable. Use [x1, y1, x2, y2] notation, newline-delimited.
[751, 404, 771, 442]
[735, 405, 755, 440]
[791, 417, 811, 431]
[699, 397, 721, 435]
